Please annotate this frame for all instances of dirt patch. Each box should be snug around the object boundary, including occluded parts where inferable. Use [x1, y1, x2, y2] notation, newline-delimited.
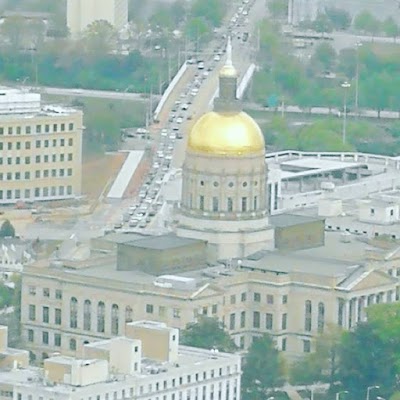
[82, 152, 127, 200]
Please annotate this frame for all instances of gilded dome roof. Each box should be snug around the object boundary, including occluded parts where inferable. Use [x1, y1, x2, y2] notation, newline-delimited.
[187, 111, 265, 156]
[219, 64, 238, 78]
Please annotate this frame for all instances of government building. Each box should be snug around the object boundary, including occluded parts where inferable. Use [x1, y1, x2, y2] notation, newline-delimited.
[20, 50, 400, 363]
[0, 87, 83, 204]
[0, 323, 241, 400]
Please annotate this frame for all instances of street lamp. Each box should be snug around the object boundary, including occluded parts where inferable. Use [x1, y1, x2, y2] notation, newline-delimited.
[355, 41, 363, 117]
[366, 386, 380, 400]
[336, 391, 349, 400]
[341, 81, 351, 145]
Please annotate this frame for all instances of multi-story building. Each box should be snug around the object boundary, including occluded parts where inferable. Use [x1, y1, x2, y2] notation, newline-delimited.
[67, 0, 128, 37]
[0, 321, 241, 400]
[21, 222, 399, 362]
[0, 87, 83, 204]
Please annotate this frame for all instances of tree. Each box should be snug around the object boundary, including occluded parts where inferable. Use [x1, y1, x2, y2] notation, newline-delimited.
[353, 11, 381, 36]
[268, 0, 288, 19]
[312, 13, 334, 34]
[361, 72, 392, 117]
[338, 321, 398, 398]
[312, 42, 337, 71]
[0, 220, 15, 238]
[180, 317, 237, 352]
[337, 48, 357, 79]
[382, 17, 399, 39]
[241, 334, 284, 399]
[81, 20, 117, 60]
[184, 17, 210, 47]
[0, 16, 26, 50]
[290, 324, 342, 385]
[325, 7, 351, 30]
[191, 0, 227, 27]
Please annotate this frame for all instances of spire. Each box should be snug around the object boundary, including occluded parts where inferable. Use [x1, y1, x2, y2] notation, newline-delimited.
[226, 36, 233, 67]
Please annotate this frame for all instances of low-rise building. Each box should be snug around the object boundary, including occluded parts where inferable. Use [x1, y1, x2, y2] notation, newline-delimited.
[0, 321, 241, 400]
[0, 87, 83, 204]
[21, 226, 399, 362]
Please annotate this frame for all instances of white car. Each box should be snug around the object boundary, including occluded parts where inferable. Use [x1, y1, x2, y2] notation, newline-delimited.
[181, 103, 189, 111]
[242, 10, 248, 15]
[214, 54, 221, 61]
[161, 129, 168, 137]
[176, 117, 184, 124]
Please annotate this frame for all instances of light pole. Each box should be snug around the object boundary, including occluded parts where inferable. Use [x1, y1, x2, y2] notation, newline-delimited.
[341, 81, 351, 145]
[336, 390, 349, 400]
[355, 42, 362, 117]
[366, 386, 380, 400]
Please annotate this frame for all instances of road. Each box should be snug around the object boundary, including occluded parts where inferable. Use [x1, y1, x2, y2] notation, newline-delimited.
[246, 102, 400, 120]
[27, 86, 161, 102]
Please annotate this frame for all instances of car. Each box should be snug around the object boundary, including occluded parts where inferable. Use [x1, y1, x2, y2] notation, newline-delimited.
[214, 54, 221, 61]
[129, 219, 139, 227]
[197, 61, 205, 70]
[114, 223, 122, 229]
[181, 103, 189, 111]
[161, 129, 168, 136]
[242, 10, 248, 15]
[203, 71, 209, 77]
[176, 117, 183, 124]
[169, 133, 177, 140]
[138, 221, 147, 228]
[177, 133, 183, 139]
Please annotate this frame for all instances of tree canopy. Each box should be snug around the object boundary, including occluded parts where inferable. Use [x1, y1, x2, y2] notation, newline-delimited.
[0, 220, 15, 238]
[180, 317, 237, 353]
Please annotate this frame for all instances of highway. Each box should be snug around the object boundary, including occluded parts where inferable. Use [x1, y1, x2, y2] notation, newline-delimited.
[26, 86, 161, 102]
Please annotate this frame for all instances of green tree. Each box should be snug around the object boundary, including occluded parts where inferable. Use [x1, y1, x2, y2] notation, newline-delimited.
[361, 72, 392, 117]
[353, 11, 381, 35]
[184, 17, 210, 47]
[241, 334, 284, 399]
[181, 317, 237, 352]
[312, 42, 337, 71]
[325, 7, 352, 30]
[81, 20, 117, 60]
[0, 220, 15, 238]
[191, 0, 227, 27]
[382, 17, 399, 38]
[268, 0, 288, 19]
[0, 15, 26, 50]
[312, 13, 334, 34]
[338, 321, 398, 398]
[337, 48, 357, 79]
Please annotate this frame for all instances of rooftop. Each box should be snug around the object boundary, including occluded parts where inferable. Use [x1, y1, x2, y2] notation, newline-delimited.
[125, 233, 205, 250]
[270, 213, 324, 228]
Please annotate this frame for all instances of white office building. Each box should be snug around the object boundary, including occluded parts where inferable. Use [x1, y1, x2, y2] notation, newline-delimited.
[67, 0, 128, 37]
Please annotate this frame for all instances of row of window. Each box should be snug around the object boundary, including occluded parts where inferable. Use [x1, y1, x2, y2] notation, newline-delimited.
[194, 195, 259, 213]
[229, 311, 276, 330]
[0, 153, 73, 165]
[0, 185, 73, 200]
[228, 293, 285, 305]
[0, 138, 74, 150]
[29, 287, 62, 298]
[0, 122, 75, 136]
[197, 179, 260, 188]
[0, 168, 73, 181]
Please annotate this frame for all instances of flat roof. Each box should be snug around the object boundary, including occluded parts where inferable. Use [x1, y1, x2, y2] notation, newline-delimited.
[281, 158, 363, 170]
[241, 232, 367, 277]
[107, 151, 144, 199]
[270, 214, 324, 228]
[98, 232, 146, 244]
[125, 233, 205, 250]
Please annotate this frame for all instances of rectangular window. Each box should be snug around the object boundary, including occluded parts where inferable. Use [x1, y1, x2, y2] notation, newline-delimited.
[29, 286, 36, 295]
[67, 185, 72, 195]
[44, 155, 49, 163]
[68, 138, 73, 146]
[227, 197, 233, 212]
[230, 294, 236, 304]
[35, 155, 40, 163]
[42, 306, 49, 323]
[54, 333, 61, 347]
[42, 331, 49, 345]
[55, 289, 62, 299]
[146, 304, 154, 314]
[55, 308, 61, 325]
[229, 313, 235, 330]
[53, 139, 57, 147]
[212, 304, 217, 314]
[44, 140, 49, 147]
[24, 171, 30, 179]
[68, 153, 73, 161]
[240, 311, 246, 328]
[253, 311, 260, 328]
[254, 196, 258, 210]
[45, 125, 50, 133]
[36, 125, 41, 134]
[61, 123, 65, 131]
[69, 123, 74, 131]
[266, 313, 273, 330]
[25, 156, 30, 164]
[60, 154, 65, 162]
[28, 304, 36, 321]
[60, 139, 65, 146]
[15, 190, 20, 199]
[24, 189, 30, 198]
[282, 338, 287, 351]
[28, 329, 34, 342]
[173, 308, 181, 318]
[254, 292, 261, 302]
[44, 170, 49, 178]
[241, 292, 247, 302]
[241, 197, 247, 212]
[16, 157, 20, 165]
[303, 339, 311, 353]
[16, 126, 21, 135]
[0, 127, 3, 135]
[53, 124, 57, 132]
[7, 142, 11, 150]
[0, 143, 2, 150]
[16, 142, 21, 150]
[281, 313, 287, 330]
[199, 195, 204, 211]
[267, 294, 274, 304]
[15, 172, 21, 180]
[36, 140, 41, 148]
[212, 196, 218, 212]
[282, 295, 288, 304]
[8, 127, 12, 135]
[35, 170, 40, 178]
[26, 126, 31, 134]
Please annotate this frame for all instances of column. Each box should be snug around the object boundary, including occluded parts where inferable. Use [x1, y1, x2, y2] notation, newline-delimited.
[288, 0, 293, 24]
[344, 300, 350, 329]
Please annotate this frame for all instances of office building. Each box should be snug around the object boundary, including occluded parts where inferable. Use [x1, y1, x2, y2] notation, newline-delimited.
[0, 87, 83, 204]
[67, 0, 128, 37]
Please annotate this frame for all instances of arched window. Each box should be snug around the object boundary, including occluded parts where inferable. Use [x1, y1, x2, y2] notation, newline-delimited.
[83, 300, 91, 331]
[70, 297, 78, 329]
[125, 306, 133, 323]
[69, 338, 77, 351]
[97, 301, 105, 333]
[317, 302, 325, 333]
[304, 300, 312, 332]
[111, 304, 119, 335]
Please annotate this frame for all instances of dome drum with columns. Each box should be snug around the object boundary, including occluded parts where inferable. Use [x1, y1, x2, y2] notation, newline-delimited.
[176, 38, 274, 259]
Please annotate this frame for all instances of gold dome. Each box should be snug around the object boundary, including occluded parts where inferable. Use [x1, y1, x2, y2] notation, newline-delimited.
[220, 64, 238, 78]
[188, 111, 265, 156]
